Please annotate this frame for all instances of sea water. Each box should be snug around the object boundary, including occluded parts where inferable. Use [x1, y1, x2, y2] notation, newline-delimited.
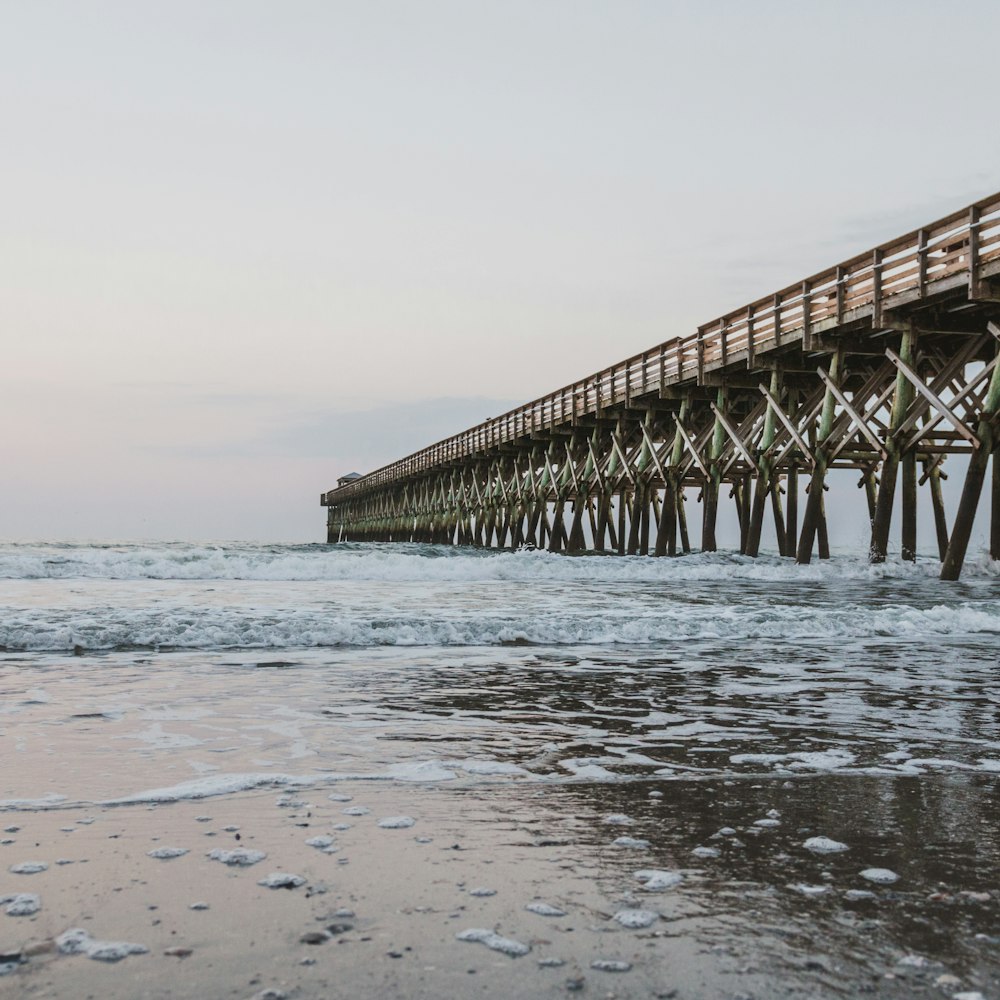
[2, 540, 999, 992]
[1, 540, 999, 797]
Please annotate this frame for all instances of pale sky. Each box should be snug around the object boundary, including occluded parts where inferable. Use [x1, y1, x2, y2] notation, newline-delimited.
[2, 1, 999, 543]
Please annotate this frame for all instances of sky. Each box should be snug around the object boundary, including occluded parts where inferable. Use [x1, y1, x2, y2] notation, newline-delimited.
[2, 0, 999, 544]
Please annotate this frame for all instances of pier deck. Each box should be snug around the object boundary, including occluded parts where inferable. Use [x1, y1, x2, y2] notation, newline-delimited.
[322, 191, 1000, 579]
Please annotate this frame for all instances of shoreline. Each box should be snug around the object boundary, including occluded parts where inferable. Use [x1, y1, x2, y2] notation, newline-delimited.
[3, 776, 997, 999]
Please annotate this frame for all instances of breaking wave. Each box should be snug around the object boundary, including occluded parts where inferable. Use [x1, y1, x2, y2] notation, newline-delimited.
[2, 600, 998, 653]
[2, 541, 998, 582]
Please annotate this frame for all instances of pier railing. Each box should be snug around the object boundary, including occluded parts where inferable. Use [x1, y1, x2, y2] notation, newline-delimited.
[324, 191, 1000, 504]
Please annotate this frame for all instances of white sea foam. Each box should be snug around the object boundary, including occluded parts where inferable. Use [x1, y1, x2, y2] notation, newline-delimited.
[146, 847, 189, 860]
[3, 544, 998, 653]
[4, 542, 982, 583]
[1, 892, 41, 916]
[611, 836, 650, 849]
[257, 872, 305, 889]
[103, 773, 329, 805]
[790, 884, 831, 896]
[804, 837, 849, 854]
[634, 869, 683, 891]
[456, 927, 530, 957]
[455, 759, 528, 776]
[860, 868, 899, 884]
[613, 909, 659, 928]
[6, 598, 999, 651]
[591, 959, 632, 972]
[385, 761, 456, 782]
[56, 928, 148, 962]
[378, 816, 415, 829]
[207, 848, 266, 866]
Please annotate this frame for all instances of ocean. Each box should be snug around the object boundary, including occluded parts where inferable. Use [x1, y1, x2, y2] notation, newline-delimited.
[2, 540, 999, 996]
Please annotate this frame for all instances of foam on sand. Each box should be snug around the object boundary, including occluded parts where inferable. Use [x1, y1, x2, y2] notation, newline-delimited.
[634, 869, 683, 891]
[257, 872, 305, 889]
[104, 773, 330, 805]
[611, 836, 649, 849]
[56, 928, 148, 962]
[456, 928, 530, 957]
[803, 836, 849, 854]
[207, 848, 266, 866]
[591, 959, 632, 972]
[377, 816, 415, 829]
[613, 909, 659, 928]
[9, 862, 47, 875]
[860, 868, 899, 884]
[147, 847, 189, 859]
[1, 893, 41, 916]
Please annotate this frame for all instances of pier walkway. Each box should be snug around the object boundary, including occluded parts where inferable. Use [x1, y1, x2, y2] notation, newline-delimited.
[322, 191, 1000, 580]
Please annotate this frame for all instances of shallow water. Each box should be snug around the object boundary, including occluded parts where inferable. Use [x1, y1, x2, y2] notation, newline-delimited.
[1, 541, 998, 996]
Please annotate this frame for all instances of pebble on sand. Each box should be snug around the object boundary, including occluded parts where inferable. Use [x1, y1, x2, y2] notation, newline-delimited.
[526, 902, 567, 917]
[207, 848, 266, 866]
[468, 887, 496, 897]
[147, 847, 189, 860]
[456, 928, 530, 957]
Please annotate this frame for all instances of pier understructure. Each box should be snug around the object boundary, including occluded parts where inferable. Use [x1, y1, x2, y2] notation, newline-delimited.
[322, 192, 1000, 580]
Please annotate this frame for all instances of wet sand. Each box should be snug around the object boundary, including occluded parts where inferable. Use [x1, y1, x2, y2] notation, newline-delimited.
[3, 776, 998, 1000]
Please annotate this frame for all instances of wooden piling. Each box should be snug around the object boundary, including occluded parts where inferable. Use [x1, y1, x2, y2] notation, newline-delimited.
[941, 341, 1000, 579]
[871, 325, 918, 562]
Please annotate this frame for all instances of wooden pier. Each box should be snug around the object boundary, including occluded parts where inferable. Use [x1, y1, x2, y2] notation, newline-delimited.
[322, 191, 1000, 580]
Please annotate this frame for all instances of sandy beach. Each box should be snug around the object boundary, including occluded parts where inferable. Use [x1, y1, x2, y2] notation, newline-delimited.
[4, 781, 737, 1000]
[4, 775, 997, 1000]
